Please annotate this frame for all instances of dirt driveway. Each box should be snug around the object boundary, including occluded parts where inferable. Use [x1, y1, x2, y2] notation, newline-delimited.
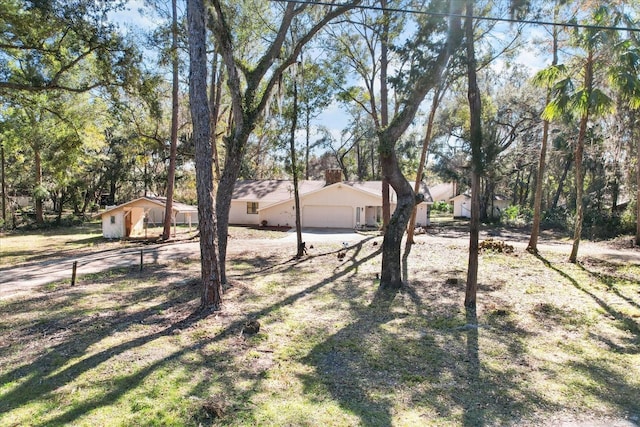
[0, 229, 371, 300]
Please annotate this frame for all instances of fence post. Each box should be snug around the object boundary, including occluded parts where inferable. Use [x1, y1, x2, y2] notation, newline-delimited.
[140, 249, 143, 271]
[71, 261, 77, 286]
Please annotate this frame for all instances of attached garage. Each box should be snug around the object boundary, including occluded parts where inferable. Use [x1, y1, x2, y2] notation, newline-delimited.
[303, 205, 353, 228]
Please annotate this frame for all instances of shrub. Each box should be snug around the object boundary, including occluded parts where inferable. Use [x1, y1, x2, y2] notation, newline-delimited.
[431, 201, 451, 213]
[541, 206, 570, 230]
[620, 200, 636, 233]
[500, 205, 533, 226]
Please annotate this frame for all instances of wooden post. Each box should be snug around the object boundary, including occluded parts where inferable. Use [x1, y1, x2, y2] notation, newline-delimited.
[140, 249, 143, 271]
[71, 261, 77, 286]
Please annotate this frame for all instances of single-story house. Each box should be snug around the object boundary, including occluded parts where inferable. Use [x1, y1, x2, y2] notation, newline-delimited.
[429, 182, 457, 204]
[450, 193, 509, 219]
[230, 170, 434, 229]
[100, 196, 198, 239]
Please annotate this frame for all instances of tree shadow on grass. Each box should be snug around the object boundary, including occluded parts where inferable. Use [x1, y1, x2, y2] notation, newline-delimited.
[577, 257, 640, 311]
[534, 253, 640, 347]
[299, 278, 554, 427]
[0, 240, 382, 426]
[0, 268, 204, 420]
[534, 253, 640, 419]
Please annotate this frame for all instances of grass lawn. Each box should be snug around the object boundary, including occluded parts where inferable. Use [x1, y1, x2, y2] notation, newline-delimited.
[0, 222, 127, 268]
[0, 224, 287, 269]
[1, 233, 639, 426]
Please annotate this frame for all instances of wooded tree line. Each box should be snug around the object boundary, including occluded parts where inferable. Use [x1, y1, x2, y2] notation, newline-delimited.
[2, 0, 640, 309]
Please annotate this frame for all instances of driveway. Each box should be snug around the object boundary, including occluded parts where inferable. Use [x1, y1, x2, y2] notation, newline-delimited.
[0, 242, 200, 300]
[8, 227, 636, 302]
[0, 229, 373, 300]
[279, 228, 373, 244]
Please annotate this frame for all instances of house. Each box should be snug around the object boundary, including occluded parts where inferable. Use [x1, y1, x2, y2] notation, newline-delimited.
[100, 196, 198, 239]
[229, 170, 434, 229]
[429, 182, 457, 206]
[450, 193, 509, 219]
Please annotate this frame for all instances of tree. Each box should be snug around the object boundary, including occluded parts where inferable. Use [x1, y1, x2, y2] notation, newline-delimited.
[405, 85, 446, 246]
[163, 0, 180, 240]
[464, 0, 482, 308]
[209, 0, 361, 283]
[539, 7, 617, 263]
[377, 1, 463, 288]
[609, 38, 640, 244]
[288, 63, 304, 258]
[1, 0, 139, 94]
[187, 0, 222, 310]
[527, 1, 561, 253]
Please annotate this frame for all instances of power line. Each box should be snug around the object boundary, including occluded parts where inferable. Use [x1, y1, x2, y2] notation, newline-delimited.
[269, 0, 640, 33]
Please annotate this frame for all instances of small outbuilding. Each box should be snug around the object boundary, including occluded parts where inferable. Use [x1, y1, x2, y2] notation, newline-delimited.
[100, 196, 198, 239]
[450, 193, 509, 219]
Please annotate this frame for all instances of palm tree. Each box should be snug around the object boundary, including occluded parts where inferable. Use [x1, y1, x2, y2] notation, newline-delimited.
[536, 7, 616, 263]
[609, 41, 640, 245]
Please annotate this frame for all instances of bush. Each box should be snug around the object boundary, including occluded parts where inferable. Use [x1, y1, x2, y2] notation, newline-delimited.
[500, 205, 533, 226]
[620, 200, 636, 233]
[431, 201, 451, 213]
[541, 206, 570, 230]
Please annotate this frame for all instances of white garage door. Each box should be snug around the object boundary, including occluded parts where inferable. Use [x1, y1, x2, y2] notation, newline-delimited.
[303, 205, 353, 228]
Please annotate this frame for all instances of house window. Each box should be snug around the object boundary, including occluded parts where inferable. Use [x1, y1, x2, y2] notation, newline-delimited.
[110, 215, 116, 224]
[247, 202, 258, 214]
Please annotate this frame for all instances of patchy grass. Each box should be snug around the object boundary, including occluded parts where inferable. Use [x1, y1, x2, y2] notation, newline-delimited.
[0, 224, 287, 269]
[0, 237, 639, 426]
[0, 222, 118, 267]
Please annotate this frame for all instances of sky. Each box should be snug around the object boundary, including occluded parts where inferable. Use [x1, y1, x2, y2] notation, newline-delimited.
[107, 0, 549, 148]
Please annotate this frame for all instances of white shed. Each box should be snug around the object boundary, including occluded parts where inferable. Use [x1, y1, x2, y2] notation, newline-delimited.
[100, 197, 198, 239]
[450, 193, 509, 219]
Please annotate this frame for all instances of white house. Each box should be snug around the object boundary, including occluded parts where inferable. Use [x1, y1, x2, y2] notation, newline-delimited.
[450, 193, 509, 219]
[429, 182, 457, 203]
[100, 196, 198, 239]
[229, 170, 434, 229]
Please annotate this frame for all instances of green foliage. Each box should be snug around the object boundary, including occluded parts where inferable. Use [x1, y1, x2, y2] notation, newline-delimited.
[32, 184, 50, 202]
[0, 0, 141, 93]
[542, 207, 570, 231]
[620, 200, 636, 232]
[500, 205, 533, 226]
[431, 200, 451, 213]
[583, 208, 633, 240]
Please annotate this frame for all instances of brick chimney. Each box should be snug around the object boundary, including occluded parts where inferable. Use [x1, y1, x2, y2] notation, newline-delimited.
[324, 169, 343, 186]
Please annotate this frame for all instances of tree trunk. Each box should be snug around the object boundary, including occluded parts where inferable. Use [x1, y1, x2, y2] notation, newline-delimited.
[380, 138, 417, 289]
[466, 172, 481, 307]
[527, 117, 549, 252]
[56, 188, 65, 224]
[187, 0, 222, 310]
[552, 153, 572, 209]
[376, 0, 462, 289]
[209, 52, 223, 181]
[380, 0, 390, 232]
[1, 142, 6, 227]
[527, 17, 557, 253]
[569, 50, 593, 263]
[406, 87, 441, 245]
[34, 147, 44, 224]
[636, 132, 640, 245]
[216, 130, 247, 284]
[464, 0, 482, 309]
[290, 77, 304, 258]
[163, 0, 179, 240]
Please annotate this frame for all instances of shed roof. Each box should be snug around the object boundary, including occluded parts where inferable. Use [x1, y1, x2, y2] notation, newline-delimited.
[100, 196, 197, 216]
